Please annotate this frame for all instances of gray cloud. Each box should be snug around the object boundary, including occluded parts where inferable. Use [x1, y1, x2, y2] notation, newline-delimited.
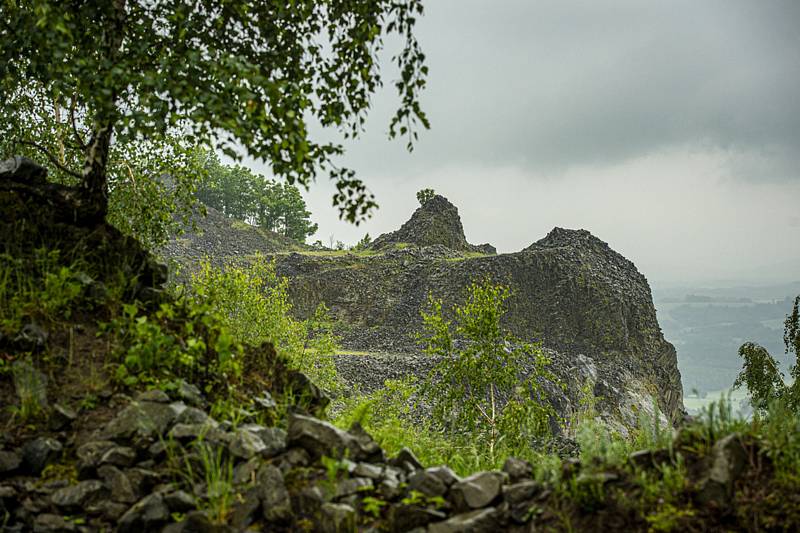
[337, 0, 800, 181]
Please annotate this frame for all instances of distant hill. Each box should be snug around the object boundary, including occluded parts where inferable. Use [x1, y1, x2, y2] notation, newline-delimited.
[654, 285, 798, 394]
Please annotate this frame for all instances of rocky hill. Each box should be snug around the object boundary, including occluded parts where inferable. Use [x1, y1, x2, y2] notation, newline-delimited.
[369, 195, 496, 254]
[164, 194, 683, 433]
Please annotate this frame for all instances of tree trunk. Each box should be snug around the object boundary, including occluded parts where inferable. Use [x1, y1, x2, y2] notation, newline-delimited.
[81, 123, 114, 222]
[79, 0, 126, 223]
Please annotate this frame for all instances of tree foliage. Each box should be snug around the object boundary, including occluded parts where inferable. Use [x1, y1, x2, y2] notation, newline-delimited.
[419, 279, 556, 462]
[416, 188, 436, 206]
[352, 233, 372, 251]
[0, 1, 429, 223]
[0, 83, 205, 249]
[187, 257, 340, 393]
[196, 153, 318, 243]
[735, 295, 800, 413]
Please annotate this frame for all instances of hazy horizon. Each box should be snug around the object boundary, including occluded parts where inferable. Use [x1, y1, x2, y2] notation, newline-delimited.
[245, 0, 800, 287]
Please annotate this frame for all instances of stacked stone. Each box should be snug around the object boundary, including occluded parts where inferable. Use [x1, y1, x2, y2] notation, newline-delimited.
[0, 382, 753, 532]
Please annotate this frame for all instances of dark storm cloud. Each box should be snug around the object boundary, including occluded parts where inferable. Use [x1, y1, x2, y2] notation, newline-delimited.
[342, 0, 800, 181]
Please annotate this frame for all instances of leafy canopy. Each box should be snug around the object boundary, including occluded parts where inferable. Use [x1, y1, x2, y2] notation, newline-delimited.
[196, 152, 318, 243]
[0, 83, 207, 249]
[0, 1, 429, 222]
[416, 188, 436, 205]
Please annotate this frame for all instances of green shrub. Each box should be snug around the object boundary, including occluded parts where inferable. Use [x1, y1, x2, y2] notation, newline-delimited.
[0, 249, 88, 335]
[416, 188, 436, 205]
[187, 257, 340, 393]
[10, 358, 49, 422]
[332, 378, 487, 474]
[166, 433, 234, 524]
[104, 299, 241, 393]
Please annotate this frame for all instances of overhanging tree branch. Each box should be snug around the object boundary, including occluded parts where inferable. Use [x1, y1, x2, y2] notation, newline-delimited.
[18, 139, 82, 179]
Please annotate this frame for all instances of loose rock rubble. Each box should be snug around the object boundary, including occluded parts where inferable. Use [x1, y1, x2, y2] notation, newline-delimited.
[0, 378, 764, 532]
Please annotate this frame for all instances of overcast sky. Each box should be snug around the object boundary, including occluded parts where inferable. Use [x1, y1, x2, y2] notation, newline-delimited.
[249, 0, 800, 287]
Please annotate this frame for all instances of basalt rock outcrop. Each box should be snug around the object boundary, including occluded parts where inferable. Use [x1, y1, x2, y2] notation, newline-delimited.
[369, 195, 496, 255]
[164, 194, 683, 432]
[159, 204, 304, 265]
[0, 156, 166, 299]
[277, 240, 681, 430]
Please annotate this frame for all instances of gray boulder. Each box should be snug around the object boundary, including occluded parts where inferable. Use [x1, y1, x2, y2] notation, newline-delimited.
[176, 406, 212, 425]
[503, 480, 539, 504]
[0, 450, 21, 474]
[353, 462, 383, 479]
[320, 502, 356, 533]
[428, 507, 498, 533]
[117, 493, 170, 533]
[48, 404, 77, 431]
[51, 480, 107, 511]
[164, 490, 197, 513]
[168, 422, 226, 444]
[229, 487, 261, 530]
[288, 414, 368, 461]
[335, 477, 373, 499]
[407, 469, 448, 497]
[99, 446, 137, 468]
[102, 400, 182, 442]
[176, 380, 205, 407]
[229, 429, 267, 460]
[97, 465, 137, 504]
[32, 513, 77, 533]
[135, 389, 170, 403]
[697, 432, 749, 504]
[76, 440, 116, 476]
[21, 437, 62, 475]
[259, 464, 291, 523]
[450, 471, 505, 511]
[390, 447, 424, 472]
[502, 457, 532, 482]
[427, 465, 461, 487]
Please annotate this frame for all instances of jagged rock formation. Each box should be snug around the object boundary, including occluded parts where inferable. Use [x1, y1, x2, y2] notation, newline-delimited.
[164, 193, 683, 432]
[282, 214, 680, 431]
[1, 157, 786, 532]
[369, 195, 496, 254]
